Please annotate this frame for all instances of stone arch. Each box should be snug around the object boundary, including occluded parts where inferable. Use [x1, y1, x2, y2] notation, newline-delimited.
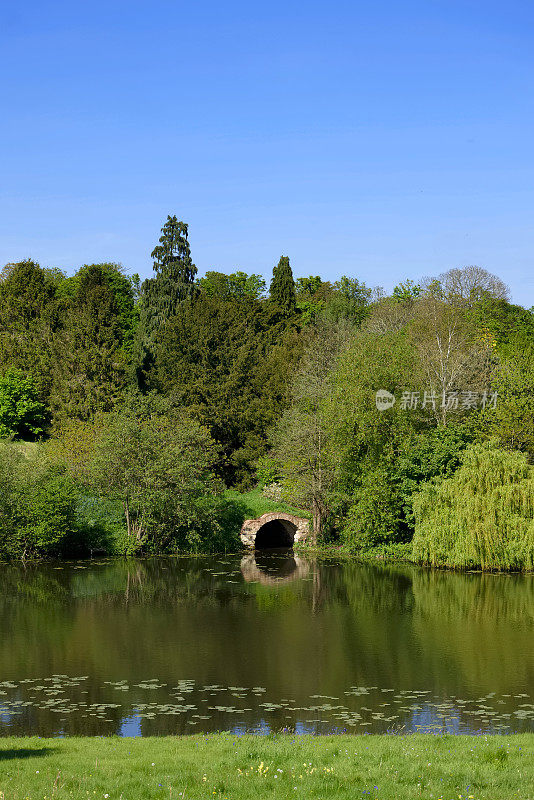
[255, 518, 296, 548]
[240, 552, 310, 585]
[240, 512, 310, 549]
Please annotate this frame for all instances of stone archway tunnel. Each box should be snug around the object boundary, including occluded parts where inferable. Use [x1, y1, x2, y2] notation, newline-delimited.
[240, 512, 310, 549]
[240, 552, 310, 584]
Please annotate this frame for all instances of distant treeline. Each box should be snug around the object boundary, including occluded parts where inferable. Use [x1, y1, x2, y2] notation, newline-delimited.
[1, 215, 534, 567]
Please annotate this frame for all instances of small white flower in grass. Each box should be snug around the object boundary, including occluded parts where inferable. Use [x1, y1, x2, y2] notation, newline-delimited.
[35, 770, 39, 774]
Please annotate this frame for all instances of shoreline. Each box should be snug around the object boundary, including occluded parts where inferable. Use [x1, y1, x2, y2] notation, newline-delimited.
[2, 545, 534, 573]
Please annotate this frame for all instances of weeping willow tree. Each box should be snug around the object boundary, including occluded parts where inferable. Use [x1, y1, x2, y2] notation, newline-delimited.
[412, 442, 534, 570]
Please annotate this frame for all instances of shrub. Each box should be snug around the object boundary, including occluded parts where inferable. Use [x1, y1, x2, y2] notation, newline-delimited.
[0, 443, 78, 559]
[341, 468, 406, 550]
[69, 494, 127, 556]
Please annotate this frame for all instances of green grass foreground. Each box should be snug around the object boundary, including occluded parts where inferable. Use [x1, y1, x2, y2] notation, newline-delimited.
[0, 734, 533, 800]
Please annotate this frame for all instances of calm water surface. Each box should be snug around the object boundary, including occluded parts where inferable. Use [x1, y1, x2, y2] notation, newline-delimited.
[1, 553, 533, 736]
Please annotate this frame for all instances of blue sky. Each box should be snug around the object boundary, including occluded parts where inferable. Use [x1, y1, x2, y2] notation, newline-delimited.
[1, 0, 533, 305]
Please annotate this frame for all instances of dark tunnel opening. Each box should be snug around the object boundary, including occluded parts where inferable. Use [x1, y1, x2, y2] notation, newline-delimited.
[253, 551, 299, 577]
[254, 519, 295, 549]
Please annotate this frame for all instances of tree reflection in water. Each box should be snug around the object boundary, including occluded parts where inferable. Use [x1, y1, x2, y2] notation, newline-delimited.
[0, 556, 533, 736]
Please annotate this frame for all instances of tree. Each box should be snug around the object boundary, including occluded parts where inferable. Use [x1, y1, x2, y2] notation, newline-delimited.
[0, 260, 59, 400]
[423, 266, 510, 308]
[412, 442, 534, 570]
[50, 265, 130, 421]
[198, 270, 266, 300]
[295, 276, 323, 296]
[333, 276, 372, 305]
[483, 350, 534, 459]
[392, 279, 421, 303]
[153, 293, 301, 485]
[134, 216, 197, 389]
[407, 293, 494, 426]
[269, 256, 297, 313]
[469, 296, 534, 359]
[330, 328, 424, 548]
[56, 263, 138, 356]
[87, 400, 223, 553]
[294, 276, 332, 323]
[0, 370, 47, 439]
[272, 321, 351, 540]
[326, 276, 372, 323]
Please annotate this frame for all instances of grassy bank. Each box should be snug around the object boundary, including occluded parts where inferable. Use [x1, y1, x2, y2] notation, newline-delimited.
[223, 488, 308, 520]
[295, 541, 414, 563]
[0, 734, 532, 800]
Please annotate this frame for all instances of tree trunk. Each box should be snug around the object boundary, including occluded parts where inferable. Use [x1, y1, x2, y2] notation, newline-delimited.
[124, 498, 131, 538]
[312, 497, 323, 545]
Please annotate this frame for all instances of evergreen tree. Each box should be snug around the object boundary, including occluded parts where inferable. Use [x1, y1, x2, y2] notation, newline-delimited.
[0, 260, 59, 400]
[270, 256, 296, 313]
[149, 216, 197, 312]
[153, 293, 301, 485]
[134, 216, 197, 389]
[56, 263, 138, 357]
[50, 265, 129, 421]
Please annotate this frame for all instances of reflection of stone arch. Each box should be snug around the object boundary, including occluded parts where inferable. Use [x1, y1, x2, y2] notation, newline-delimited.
[240, 512, 310, 549]
[240, 552, 310, 585]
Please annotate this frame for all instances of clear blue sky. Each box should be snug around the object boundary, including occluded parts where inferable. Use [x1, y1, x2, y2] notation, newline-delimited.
[1, 0, 533, 305]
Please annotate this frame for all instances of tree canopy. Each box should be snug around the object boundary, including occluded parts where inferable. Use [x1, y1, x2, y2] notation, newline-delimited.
[0, 223, 532, 568]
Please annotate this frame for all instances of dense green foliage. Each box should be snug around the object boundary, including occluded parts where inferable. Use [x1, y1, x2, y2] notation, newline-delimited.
[153, 293, 301, 485]
[0, 259, 137, 425]
[86, 400, 229, 554]
[0, 260, 58, 400]
[0, 444, 78, 560]
[1, 216, 533, 566]
[198, 269, 266, 299]
[412, 442, 534, 569]
[0, 369, 47, 438]
[270, 268, 534, 568]
[295, 275, 372, 324]
[51, 264, 136, 421]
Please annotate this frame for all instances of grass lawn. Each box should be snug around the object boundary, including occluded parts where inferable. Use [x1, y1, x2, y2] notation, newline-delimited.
[0, 734, 532, 800]
[223, 488, 308, 520]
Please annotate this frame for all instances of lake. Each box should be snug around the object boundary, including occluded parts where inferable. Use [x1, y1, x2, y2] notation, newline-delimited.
[1, 553, 533, 736]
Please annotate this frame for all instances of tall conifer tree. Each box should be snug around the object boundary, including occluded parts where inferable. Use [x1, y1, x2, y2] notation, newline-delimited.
[134, 216, 197, 390]
[270, 255, 296, 313]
